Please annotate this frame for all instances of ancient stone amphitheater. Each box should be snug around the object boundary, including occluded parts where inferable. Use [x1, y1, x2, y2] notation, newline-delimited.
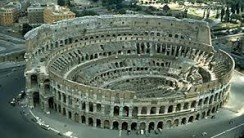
[24, 15, 234, 131]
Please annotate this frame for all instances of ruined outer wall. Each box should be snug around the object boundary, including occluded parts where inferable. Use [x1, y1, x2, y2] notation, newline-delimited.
[24, 15, 234, 131]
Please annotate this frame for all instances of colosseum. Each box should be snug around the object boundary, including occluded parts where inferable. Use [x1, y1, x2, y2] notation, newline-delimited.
[24, 15, 234, 131]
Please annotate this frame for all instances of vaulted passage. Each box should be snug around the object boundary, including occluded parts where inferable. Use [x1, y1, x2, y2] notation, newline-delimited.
[33, 92, 40, 107]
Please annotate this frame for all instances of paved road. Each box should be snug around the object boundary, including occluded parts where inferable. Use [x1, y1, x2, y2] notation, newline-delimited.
[0, 67, 60, 138]
[0, 26, 25, 55]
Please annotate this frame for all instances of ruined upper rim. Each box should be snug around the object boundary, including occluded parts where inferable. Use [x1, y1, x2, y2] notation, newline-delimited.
[25, 15, 234, 99]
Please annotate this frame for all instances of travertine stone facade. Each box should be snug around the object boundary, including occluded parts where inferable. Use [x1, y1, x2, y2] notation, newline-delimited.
[24, 15, 234, 131]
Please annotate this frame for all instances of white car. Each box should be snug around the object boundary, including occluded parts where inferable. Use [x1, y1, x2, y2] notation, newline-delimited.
[202, 132, 207, 136]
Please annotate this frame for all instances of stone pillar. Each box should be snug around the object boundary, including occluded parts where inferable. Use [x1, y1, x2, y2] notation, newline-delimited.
[43, 100, 49, 113]
[27, 90, 34, 108]
[129, 107, 133, 117]
[93, 119, 97, 127]
[164, 106, 168, 114]
[145, 122, 149, 131]
[40, 83, 44, 95]
[85, 102, 89, 113]
[173, 105, 177, 113]
[110, 106, 114, 117]
[93, 103, 97, 113]
[147, 107, 150, 115]
[101, 105, 105, 115]
[156, 107, 160, 115]
[26, 76, 31, 89]
[187, 103, 191, 110]
[119, 106, 123, 117]
[138, 107, 142, 115]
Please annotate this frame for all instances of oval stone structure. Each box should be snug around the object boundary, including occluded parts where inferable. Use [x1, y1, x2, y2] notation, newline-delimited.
[24, 15, 234, 131]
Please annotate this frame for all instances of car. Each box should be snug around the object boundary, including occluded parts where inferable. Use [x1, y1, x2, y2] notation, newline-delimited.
[31, 118, 37, 122]
[41, 124, 50, 130]
[202, 132, 207, 136]
[10, 98, 16, 106]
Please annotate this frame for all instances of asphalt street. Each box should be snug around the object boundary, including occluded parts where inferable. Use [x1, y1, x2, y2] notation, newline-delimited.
[0, 67, 60, 138]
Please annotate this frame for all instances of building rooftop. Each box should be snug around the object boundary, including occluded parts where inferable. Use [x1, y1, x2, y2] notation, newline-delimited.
[46, 5, 75, 15]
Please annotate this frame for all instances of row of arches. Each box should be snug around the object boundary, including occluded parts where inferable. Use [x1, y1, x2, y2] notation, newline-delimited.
[51, 40, 211, 75]
[34, 26, 195, 59]
[55, 103, 221, 131]
[52, 85, 228, 117]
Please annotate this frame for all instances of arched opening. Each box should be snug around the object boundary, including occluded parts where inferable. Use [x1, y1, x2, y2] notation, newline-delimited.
[181, 118, 186, 125]
[31, 74, 38, 87]
[159, 106, 165, 114]
[165, 120, 171, 128]
[168, 105, 173, 113]
[63, 108, 66, 116]
[219, 102, 223, 107]
[196, 113, 200, 120]
[191, 101, 196, 108]
[62, 93, 66, 103]
[74, 113, 79, 122]
[214, 93, 218, 101]
[131, 122, 137, 130]
[44, 79, 50, 94]
[88, 118, 93, 126]
[33, 92, 40, 107]
[204, 97, 209, 104]
[188, 116, 194, 123]
[96, 119, 101, 128]
[173, 119, 179, 127]
[89, 102, 93, 112]
[48, 97, 54, 109]
[176, 104, 181, 111]
[207, 109, 211, 116]
[81, 116, 86, 124]
[113, 121, 119, 130]
[198, 99, 203, 106]
[96, 104, 101, 112]
[122, 122, 128, 130]
[157, 121, 163, 129]
[132, 107, 138, 117]
[68, 111, 72, 119]
[139, 122, 146, 130]
[114, 106, 120, 116]
[183, 102, 189, 110]
[209, 95, 214, 104]
[149, 122, 155, 131]
[141, 107, 147, 114]
[212, 107, 216, 113]
[216, 105, 219, 111]
[123, 106, 129, 117]
[202, 111, 206, 119]
[82, 102, 86, 110]
[150, 107, 156, 114]
[104, 120, 110, 129]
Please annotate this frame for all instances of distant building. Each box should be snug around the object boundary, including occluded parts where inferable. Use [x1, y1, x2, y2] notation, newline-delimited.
[27, 3, 45, 26]
[0, 5, 18, 26]
[138, 0, 157, 4]
[43, 5, 75, 24]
